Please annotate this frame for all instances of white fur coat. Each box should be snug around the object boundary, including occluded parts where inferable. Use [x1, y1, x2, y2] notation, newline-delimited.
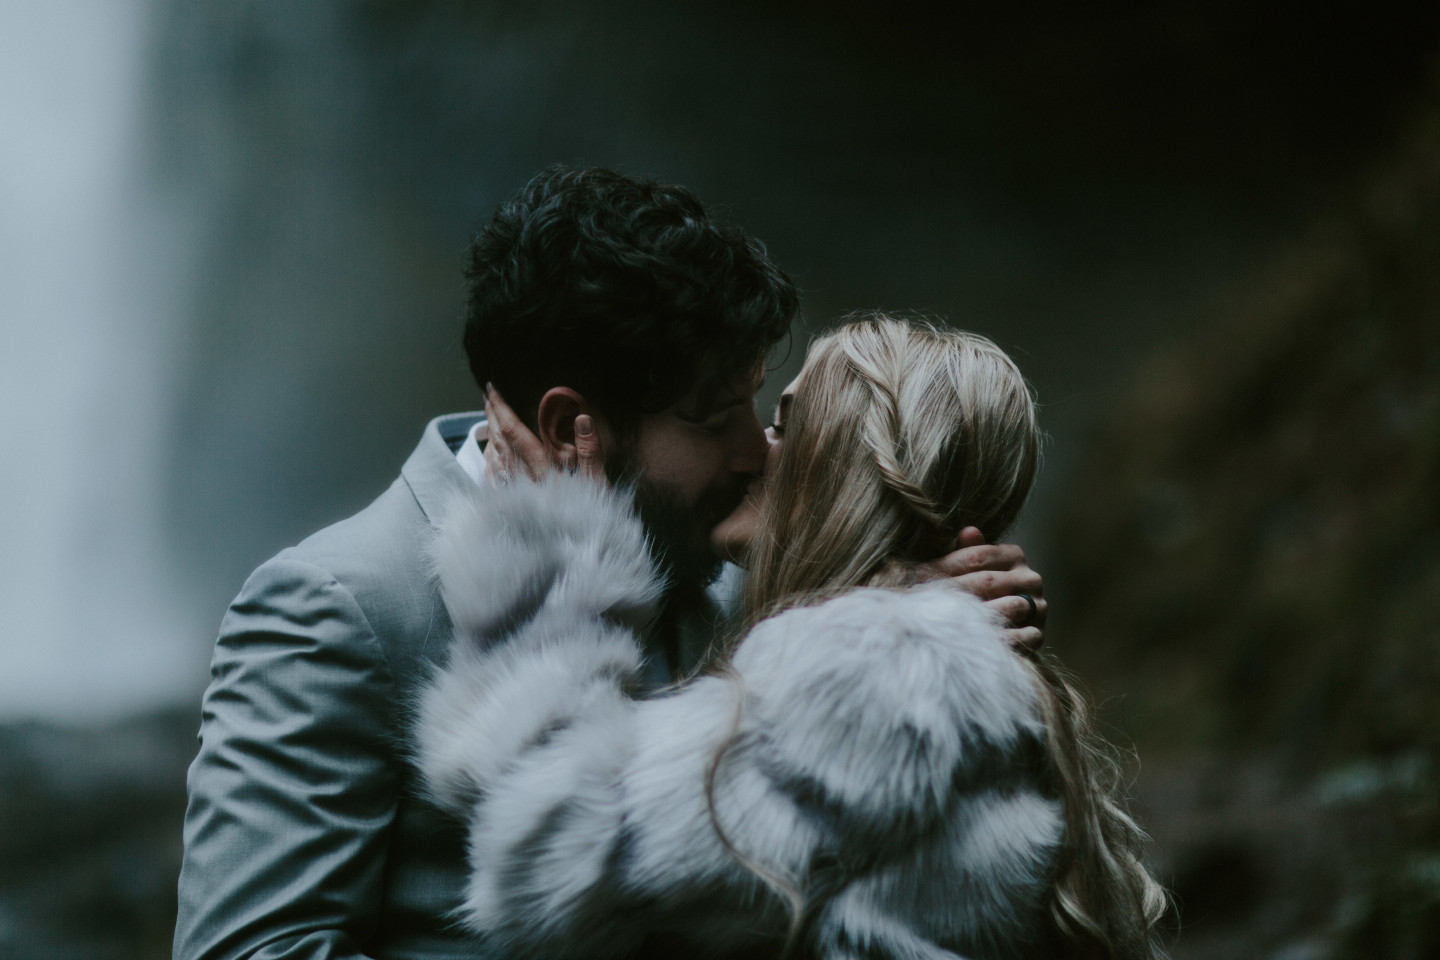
[414, 473, 1063, 960]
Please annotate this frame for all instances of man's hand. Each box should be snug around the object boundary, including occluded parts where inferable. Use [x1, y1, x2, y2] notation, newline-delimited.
[484, 384, 604, 482]
[919, 526, 1047, 656]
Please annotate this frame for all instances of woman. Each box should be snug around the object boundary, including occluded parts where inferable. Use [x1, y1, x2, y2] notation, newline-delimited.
[415, 314, 1167, 959]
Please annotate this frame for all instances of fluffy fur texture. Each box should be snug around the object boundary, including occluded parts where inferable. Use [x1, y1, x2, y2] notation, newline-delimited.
[416, 473, 1063, 960]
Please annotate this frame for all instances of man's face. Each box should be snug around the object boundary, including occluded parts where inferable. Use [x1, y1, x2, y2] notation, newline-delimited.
[615, 363, 769, 591]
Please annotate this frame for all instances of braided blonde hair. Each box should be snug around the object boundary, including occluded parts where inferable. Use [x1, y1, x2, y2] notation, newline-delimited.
[742, 312, 1040, 614]
[714, 313, 1167, 959]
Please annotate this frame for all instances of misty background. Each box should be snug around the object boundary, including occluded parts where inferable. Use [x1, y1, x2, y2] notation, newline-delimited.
[1, 1, 1437, 957]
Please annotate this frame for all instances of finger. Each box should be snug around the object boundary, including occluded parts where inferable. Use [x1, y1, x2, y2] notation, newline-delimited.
[485, 400, 540, 482]
[987, 595, 1025, 627]
[956, 526, 986, 549]
[574, 414, 605, 479]
[1002, 627, 1045, 657]
[950, 567, 1044, 601]
[483, 399, 516, 482]
[987, 594, 1048, 628]
[927, 542, 1027, 577]
[486, 384, 549, 480]
[484, 386, 519, 466]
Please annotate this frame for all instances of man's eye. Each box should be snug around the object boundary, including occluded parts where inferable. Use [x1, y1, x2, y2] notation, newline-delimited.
[677, 408, 731, 433]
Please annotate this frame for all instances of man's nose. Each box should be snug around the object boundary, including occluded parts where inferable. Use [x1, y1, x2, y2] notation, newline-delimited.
[730, 415, 769, 474]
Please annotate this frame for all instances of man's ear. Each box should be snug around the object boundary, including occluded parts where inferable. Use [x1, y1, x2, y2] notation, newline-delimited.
[536, 387, 610, 470]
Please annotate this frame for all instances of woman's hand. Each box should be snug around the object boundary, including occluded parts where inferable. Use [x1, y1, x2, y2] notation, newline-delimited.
[918, 526, 1047, 656]
[484, 384, 605, 482]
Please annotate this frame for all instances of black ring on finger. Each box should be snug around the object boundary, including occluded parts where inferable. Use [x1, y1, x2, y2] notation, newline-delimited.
[1016, 592, 1037, 626]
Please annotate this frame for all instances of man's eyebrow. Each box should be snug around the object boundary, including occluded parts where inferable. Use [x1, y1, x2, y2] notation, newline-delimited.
[676, 395, 744, 421]
[703, 387, 752, 409]
[682, 371, 764, 417]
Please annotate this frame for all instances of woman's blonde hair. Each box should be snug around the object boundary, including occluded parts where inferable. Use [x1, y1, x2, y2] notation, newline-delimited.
[709, 312, 1167, 959]
[742, 313, 1041, 620]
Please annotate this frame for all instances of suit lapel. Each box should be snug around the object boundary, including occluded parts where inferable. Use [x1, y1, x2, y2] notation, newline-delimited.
[401, 412, 485, 522]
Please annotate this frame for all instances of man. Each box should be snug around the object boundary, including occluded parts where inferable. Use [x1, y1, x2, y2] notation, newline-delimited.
[174, 166, 1046, 959]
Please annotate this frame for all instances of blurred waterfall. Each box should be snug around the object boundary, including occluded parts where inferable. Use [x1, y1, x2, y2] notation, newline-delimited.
[0, 0, 205, 720]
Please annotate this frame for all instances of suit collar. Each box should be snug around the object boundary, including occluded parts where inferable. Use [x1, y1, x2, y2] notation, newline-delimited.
[401, 411, 486, 521]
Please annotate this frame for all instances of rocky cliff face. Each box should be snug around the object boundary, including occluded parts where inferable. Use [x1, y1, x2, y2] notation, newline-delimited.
[1050, 79, 1440, 960]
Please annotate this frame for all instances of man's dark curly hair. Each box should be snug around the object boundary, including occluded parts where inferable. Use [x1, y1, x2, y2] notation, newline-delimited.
[462, 166, 798, 429]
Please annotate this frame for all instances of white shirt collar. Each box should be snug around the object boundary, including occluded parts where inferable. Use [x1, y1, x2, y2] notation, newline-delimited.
[454, 419, 489, 487]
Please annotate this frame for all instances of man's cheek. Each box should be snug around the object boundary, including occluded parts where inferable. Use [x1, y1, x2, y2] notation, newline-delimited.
[700, 479, 751, 529]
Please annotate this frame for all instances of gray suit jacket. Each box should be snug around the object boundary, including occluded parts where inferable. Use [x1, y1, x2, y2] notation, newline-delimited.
[175, 413, 488, 959]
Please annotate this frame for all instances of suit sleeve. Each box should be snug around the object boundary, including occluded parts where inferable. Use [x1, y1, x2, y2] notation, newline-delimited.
[174, 556, 398, 960]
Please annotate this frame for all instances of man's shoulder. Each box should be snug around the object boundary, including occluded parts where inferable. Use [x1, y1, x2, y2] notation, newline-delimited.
[273, 411, 482, 599]
[233, 412, 483, 678]
[279, 475, 430, 600]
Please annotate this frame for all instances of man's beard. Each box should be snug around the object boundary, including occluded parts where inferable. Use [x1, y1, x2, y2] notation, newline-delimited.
[607, 448, 749, 596]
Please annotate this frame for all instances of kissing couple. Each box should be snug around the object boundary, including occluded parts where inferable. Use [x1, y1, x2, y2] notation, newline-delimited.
[176, 166, 1166, 960]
